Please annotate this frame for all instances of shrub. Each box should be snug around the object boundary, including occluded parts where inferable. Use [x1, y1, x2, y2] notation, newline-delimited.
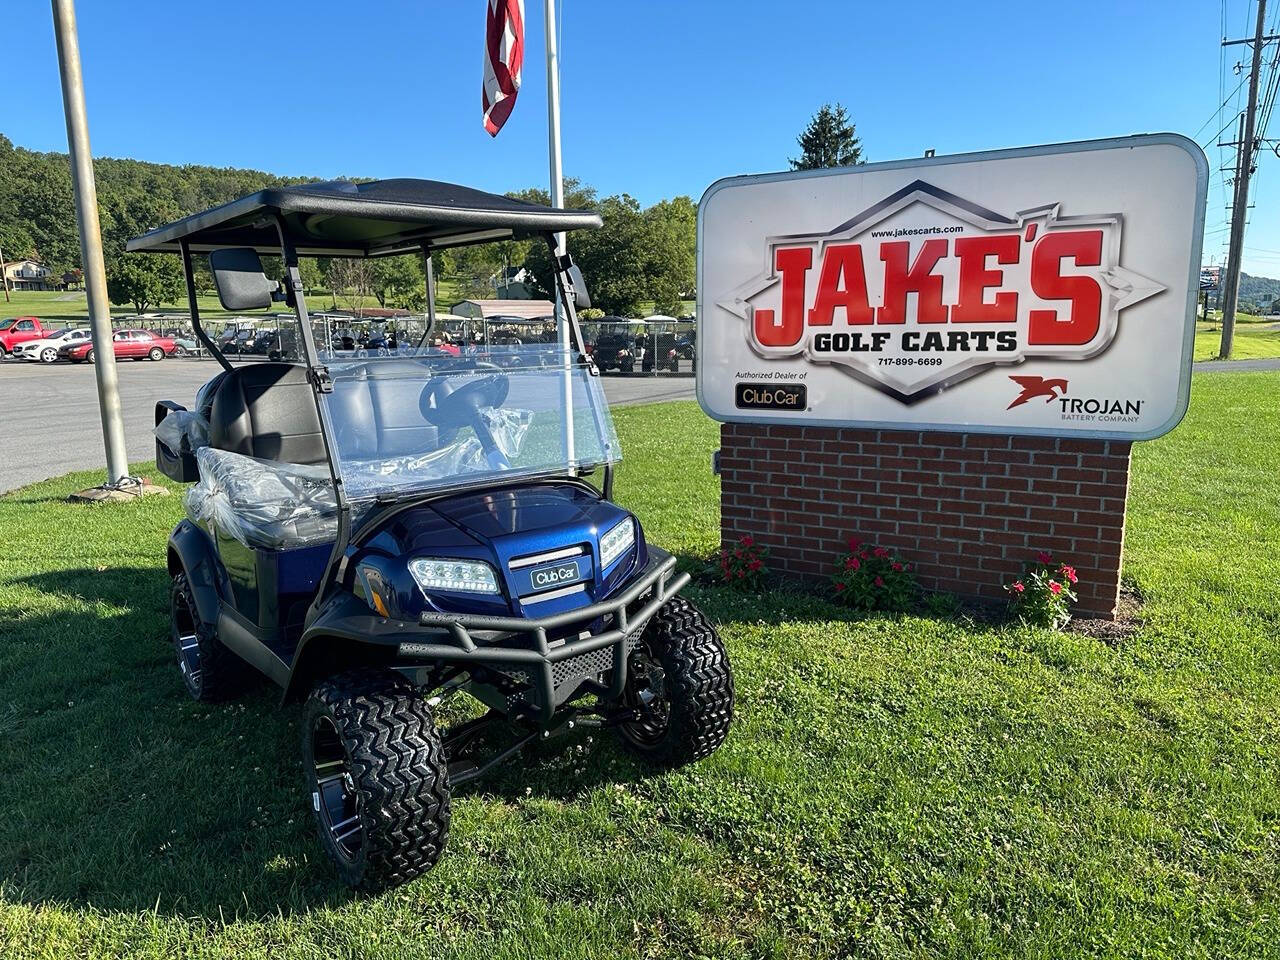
[1005, 552, 1079, 628]
[718, 535, 769, 590]
[830, 537, 917, 612]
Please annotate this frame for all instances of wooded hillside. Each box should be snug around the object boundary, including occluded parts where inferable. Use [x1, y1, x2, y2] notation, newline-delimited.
[0, 134, 696, 316]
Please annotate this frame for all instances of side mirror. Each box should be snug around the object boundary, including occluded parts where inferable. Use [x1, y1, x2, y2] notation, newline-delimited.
[209, 248, 277, 311]
[566, 263, 591, 310]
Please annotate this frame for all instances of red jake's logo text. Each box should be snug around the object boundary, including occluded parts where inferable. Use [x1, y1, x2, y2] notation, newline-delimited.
[717, 180, 1165, 404]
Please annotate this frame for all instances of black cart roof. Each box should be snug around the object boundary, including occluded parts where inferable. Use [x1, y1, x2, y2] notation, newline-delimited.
[126, 178, 602, 257]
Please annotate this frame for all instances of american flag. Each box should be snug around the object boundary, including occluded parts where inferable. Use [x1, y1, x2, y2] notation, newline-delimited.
[483, 0, 525, 137]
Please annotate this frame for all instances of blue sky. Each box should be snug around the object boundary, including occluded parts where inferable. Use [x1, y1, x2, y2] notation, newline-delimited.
[6, 0, 1280, 276]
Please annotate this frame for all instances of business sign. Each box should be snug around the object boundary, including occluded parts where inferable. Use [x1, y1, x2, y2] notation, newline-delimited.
[697, 135, 1207, 439]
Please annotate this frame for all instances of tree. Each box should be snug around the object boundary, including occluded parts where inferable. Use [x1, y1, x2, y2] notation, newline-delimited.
[790, 102, 863, 170]
[370, 254, 426, 310]
[642, 196, 697, 315]
[326, 258, 375, 315]
[105, 254, 184, 313]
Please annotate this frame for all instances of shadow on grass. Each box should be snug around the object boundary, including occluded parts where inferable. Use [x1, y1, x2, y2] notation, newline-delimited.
[0, 565, 668, 919]
[0, 567, 358, 918]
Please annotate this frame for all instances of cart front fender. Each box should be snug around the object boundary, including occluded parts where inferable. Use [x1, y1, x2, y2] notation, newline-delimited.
[167, 520, 225, 627]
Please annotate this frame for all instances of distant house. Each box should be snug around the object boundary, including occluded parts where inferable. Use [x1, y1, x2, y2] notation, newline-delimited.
[451, 298, 554, 320]
[2, 258, 55, 291]
[493, 265, 533, 299]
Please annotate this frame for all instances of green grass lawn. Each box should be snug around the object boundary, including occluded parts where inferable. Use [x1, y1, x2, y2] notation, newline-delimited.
[2, 376, 1279, 957]
[1194, 321, 1280, 361]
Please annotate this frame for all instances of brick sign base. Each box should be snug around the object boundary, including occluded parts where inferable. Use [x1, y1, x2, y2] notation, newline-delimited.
[718, 425, 1131, 618]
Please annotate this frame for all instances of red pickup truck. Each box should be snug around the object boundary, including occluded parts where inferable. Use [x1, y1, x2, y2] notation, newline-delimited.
[0, 317, 53, 358]
[61, 328, 176, 363]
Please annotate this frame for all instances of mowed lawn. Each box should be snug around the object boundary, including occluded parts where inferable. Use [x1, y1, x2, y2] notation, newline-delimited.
[1194, 320, 1280, 360]
[1, 376, 1278, 958]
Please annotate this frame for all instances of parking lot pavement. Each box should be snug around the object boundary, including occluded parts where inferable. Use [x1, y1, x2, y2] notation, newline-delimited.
[0, 358, 695, 493]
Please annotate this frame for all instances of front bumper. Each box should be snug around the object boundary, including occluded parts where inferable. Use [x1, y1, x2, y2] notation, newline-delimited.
[300, 549, 688, 720]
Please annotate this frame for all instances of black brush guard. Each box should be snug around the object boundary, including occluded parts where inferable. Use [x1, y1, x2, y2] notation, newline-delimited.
[409, 551, 687, 721]
[298, 550, 687, 723]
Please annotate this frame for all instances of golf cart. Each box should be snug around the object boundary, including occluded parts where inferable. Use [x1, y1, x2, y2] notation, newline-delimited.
[132, 179, 734, 890]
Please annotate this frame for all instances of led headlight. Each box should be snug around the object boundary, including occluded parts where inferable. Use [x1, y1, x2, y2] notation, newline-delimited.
[408, 557, 500, 595]
[599, 518, 636, 569]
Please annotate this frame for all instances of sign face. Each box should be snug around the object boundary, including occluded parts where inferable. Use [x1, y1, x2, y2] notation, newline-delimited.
[697, 135, 1207, 439]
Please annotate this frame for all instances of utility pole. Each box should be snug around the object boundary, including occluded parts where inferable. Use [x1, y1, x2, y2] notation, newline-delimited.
[1220, 0, 1269, 359]
[51, 0, 128, 485]
[0, 244, 10, 303]
[1219, 112, 1247, 334]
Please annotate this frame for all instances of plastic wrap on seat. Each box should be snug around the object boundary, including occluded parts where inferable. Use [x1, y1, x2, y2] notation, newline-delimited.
[184, 407, 532, 549]
[185, 447, 338, 550]
[154, 409, 210, 455]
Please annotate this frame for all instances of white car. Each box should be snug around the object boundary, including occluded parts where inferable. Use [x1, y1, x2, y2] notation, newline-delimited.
[13, 327, 94, 363]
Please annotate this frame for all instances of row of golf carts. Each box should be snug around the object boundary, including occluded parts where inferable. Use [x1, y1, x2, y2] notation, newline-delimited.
[206, 313, 697, 373]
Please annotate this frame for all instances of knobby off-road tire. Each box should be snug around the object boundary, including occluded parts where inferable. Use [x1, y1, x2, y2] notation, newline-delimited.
[302, 668, 451, 891]
[616, 596, 734, 765]
[170, 571, 250, 701]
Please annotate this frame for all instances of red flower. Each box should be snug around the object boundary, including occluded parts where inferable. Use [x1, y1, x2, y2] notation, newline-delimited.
[723, 572, 732, 582]
[873, 547, 889, 559]
[874, 576, 885, 587]
[845, 557, 861, 571]
[848, 536, 862, 550]
[1036, 551, 1053, 564]
[1048, 580, 1062, 595]
[737, 570, 746, 579]
[891, 562, 903, 572]
[835, 582, 846, 592]
[1060, 564, 1078, 584]
[740, 535, 754, 548]
[733, 548, 742, 558]
[859, 551, 869, 560]
[748, 558, 762, 571]
[1010, 581, 1025, 594]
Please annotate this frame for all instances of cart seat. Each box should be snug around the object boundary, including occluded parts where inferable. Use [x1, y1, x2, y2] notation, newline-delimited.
[207, 363, 327, 465]
[205, 361, 453, 466]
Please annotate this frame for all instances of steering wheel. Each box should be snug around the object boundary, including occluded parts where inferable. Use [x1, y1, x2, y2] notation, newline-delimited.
[420, 364, 512, 468]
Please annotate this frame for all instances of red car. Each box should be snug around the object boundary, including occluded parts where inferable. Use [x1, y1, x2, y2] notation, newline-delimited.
[61, 328, 176, 363]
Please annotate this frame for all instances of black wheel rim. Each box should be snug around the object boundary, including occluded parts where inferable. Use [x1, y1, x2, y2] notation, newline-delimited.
[172, 586, 202, 692]
[311, 716, 363, 863]
[619, 644, 671, 747]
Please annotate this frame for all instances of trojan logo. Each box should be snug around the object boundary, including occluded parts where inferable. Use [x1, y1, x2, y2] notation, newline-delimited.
[1007, 375, 1069, 409]
[717, 181, 1165, 404]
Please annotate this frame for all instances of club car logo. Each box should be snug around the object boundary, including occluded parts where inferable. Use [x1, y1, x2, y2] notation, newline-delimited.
[1006, 376, 1145, 423]
[717, 181, 1165, 404]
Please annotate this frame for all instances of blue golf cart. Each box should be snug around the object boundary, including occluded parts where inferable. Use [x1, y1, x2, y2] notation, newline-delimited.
[132, 179, 734, 890]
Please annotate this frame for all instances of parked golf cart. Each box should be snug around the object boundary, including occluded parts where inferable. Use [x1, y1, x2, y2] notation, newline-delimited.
[590, 317, 644, 373]
[134, 179, 734, 891]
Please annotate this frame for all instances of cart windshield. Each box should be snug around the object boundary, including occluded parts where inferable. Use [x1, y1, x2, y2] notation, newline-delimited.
[320, 344, 620, 503]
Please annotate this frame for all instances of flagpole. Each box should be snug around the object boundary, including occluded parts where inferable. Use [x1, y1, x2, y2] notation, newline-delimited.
[545, 0, 575, 464]
[545, 0, 565, 250]
[52, 0, 129, 485]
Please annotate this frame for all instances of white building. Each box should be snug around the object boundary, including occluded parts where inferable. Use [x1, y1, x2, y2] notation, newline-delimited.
[2, 258, 55, 292]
